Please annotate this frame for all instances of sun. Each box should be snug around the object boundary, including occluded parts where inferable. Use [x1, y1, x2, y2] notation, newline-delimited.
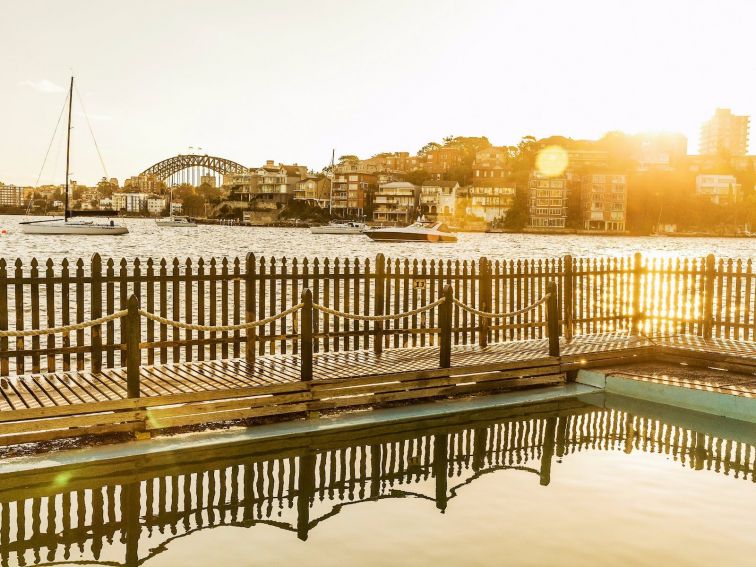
[535, 145, 569, 177]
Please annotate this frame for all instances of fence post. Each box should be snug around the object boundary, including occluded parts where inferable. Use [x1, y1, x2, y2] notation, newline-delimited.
[702, 253, 715, 339]
[126, 294, 141, 398]
[563, 254, 573, 342]
[301, 289, 313, 381]
[631, 252, 643, 335]
[439, 285, 453, 368]
[546, 281, 560, 357]
[245, 253, 256, 363]
[479, 257, 492, 348]
[374, 253, 385, 355]
[91, 253, 103, 374]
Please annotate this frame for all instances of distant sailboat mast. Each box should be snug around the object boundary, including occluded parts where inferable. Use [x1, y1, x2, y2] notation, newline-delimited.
[64, 76, 73, 223]
[329, 148, 335, 216]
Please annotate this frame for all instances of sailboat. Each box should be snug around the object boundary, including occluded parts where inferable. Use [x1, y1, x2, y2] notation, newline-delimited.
[155, 186, 197, 227]
[20, 77, 128, 236]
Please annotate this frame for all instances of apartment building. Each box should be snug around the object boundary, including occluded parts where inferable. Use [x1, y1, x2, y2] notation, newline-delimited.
[468, 183, 516, 223]
[472, 147, 509, 181]
[363, 152, 423, 173]
[294, 176, 331, 209]
[113, 192, 150, 212]
[147, 197, 167, 215]
[332, 163, 377, 217]
[580, 174, 627, 232]
[528, 172, 568, 229]
[420, 180, 458, 219]
[695, 174, 741, 205]
[225, 162, 290, 205]
[700, 108, 750, 156]
[0, 184, 25, 207]
[124, 174, 164, 193]
[373, 182, 419, 224]
[425, 147, 462, 177]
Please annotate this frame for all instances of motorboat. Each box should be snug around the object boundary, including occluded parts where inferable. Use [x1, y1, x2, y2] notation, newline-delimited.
[156, 216, 197, 227]
[365, 218, 458, 243]
[310, 221, 366, 235]
[20, 76, 128, 236]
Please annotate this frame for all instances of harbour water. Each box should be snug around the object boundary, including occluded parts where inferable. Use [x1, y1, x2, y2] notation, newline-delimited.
[2, 216, 756, 262]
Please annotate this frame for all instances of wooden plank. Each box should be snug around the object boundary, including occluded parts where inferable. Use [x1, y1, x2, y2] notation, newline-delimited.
[144, 402, 309, 430]
[146, 391, 311, 420]
[0, 421, 142, 447]
[0, 408, 145, 436]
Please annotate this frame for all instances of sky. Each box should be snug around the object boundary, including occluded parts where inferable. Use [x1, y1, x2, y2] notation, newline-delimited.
[0, 0, 754, 186]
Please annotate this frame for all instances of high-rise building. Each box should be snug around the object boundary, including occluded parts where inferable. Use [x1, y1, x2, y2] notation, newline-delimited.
[700, 108, 750, 156]
[528, 172, 568, 230]
[580, 174, 627, 232]
[695, 174, 741, 205]
[332, 163, 377, 217]
[0, 184, 25, 207]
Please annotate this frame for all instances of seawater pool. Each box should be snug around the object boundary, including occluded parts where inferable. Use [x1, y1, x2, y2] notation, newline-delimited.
[0, 395, 753, 566]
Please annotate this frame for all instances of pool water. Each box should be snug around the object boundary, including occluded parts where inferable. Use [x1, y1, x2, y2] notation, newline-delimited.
[0, 396, 754, 566]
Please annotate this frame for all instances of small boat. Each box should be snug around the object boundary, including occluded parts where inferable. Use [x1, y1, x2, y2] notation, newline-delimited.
[20, 76, 128, 236]
[156, 216, 197, 228]
[310, 221, 366, 235]
[156, 186, 196, 227]
[365, 218, 458, 243]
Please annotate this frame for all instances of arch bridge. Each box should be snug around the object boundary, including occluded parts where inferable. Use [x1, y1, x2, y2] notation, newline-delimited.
[140, 154, 249, 186]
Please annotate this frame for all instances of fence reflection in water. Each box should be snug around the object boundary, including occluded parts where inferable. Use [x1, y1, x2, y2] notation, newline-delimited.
[0, 402, 753, 567]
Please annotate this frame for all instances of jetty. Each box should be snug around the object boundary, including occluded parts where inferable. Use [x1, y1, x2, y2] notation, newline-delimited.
[1, 252, 755, 446]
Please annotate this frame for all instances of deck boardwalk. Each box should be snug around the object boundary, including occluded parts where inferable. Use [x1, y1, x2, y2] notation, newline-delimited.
[0, 332, 657, 413]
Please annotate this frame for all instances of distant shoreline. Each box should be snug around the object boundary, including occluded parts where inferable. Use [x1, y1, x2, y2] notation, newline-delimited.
[1, 211, 752, 238]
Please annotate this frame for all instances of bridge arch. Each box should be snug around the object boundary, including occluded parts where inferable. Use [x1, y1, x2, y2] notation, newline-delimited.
[140, 154, 249, 186]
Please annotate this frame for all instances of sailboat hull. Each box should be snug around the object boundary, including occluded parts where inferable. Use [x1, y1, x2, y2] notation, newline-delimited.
[21, 222, 129, 235]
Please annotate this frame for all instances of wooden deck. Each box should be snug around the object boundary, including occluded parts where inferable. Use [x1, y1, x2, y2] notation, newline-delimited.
[0, 332, 657, 412]
[0, 332, 754, 446]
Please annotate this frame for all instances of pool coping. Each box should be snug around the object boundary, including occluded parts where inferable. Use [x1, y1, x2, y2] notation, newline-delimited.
[576, 368, 756, 424]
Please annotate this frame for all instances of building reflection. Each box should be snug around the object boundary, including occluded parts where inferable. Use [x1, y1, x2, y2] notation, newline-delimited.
[0, 398, 753, 567]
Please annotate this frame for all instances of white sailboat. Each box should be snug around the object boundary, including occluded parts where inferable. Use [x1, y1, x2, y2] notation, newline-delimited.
[20, 77, 128, 236]
[156, 186, 197, 227]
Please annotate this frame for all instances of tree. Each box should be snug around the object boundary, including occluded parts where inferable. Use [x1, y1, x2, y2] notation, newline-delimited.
[338, 155, 359, 164]
[402, 170, 431, 186]
[182, 194, 205, 217]
[418, 142, 441, 156]
[501, 187, 529, 230]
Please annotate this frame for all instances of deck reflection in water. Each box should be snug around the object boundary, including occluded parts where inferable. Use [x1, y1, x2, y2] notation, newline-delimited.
[0, 397, 753, 567]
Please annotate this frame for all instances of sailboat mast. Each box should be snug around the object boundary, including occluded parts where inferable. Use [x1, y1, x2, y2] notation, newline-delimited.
[329, 148, 335, 216]
[64, 76, 74, 222]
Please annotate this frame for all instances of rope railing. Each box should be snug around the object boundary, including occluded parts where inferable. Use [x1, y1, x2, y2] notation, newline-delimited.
[312, 297, 446, 321]
[0, 310, 128, 338]
[452, 294, 551, 320]
[137, 303, 304, 332]
[0, 293, 554, 338]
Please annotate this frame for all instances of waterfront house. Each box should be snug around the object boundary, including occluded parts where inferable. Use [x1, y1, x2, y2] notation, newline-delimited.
[420, 180, 458, 219]
[373, 181, 419, 224]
